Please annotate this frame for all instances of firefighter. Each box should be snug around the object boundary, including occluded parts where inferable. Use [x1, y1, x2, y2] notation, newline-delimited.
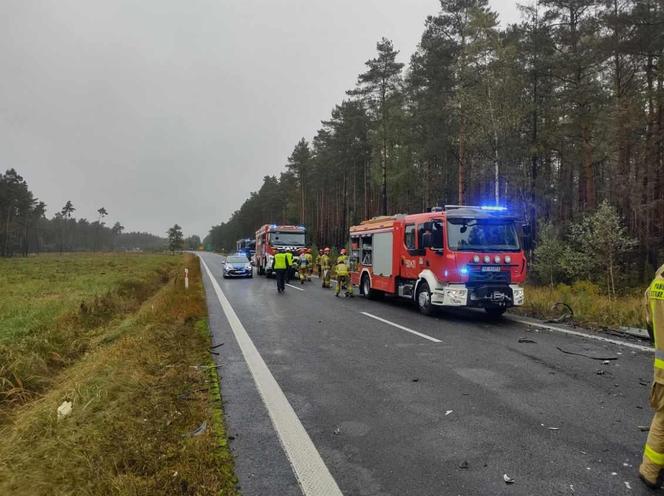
[271, 247, 290, 294]
[334, 248, 353, 297]
[285, 249, 294, 282]
[316, 249, 324, 277]
[298, 248, 309, 284]
[305, 248, 314, 281]
[640, 263, 664, 489]
[320, 247, 332, 288]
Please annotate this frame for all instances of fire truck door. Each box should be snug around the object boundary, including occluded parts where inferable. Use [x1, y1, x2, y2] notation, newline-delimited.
[401, 224, 420, 280]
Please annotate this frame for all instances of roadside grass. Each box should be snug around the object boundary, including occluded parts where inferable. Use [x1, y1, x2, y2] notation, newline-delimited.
[0, 253, 238, 495]
[515, 281, 646, 330]
[0, 253, 177, 406]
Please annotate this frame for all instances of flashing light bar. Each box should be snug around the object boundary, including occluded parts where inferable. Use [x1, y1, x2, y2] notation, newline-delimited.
[480, 205, 508, 212]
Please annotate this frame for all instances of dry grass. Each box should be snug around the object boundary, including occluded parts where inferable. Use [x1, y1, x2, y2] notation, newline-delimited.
[0, 253, 238, 495]
[515, 281, 647, 330]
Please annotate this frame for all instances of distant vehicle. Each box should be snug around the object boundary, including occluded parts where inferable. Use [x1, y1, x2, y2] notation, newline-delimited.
[236, 238, 256, 261]
[255, 224, 306, 276]
[223, 254, 253, 279]
[349, 205, 529, 317]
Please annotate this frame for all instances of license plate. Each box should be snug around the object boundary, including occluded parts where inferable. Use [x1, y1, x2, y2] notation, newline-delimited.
[482, 266, 500, 272]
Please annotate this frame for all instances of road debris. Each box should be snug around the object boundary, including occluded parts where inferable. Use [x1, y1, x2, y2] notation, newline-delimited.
[445, 410, 453, 416]
[541, 423, 560, 430]
[624, 481, 632, 490]
[333, 427, 341, 435]
[503, 474, 515, 484]
[210, 342, 224, 349]
[556, 345, 618, 361]
[458, 460, 469, 470]
[639, 425, 650, 432]
[190, 420, 207, 437]
[545, 302, 574, 323]
[518, 337, 537, 344]
[611, 472, 617, 476]
[57, 400, 73, 420]
[412, 378, 419, 382]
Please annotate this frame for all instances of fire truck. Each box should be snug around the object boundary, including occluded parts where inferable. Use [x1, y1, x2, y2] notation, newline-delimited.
[349, 206, 529, 316]
[255, 224, 306, 276]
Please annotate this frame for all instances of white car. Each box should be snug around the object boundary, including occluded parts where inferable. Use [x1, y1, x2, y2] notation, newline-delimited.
[223, 254, 253, 279]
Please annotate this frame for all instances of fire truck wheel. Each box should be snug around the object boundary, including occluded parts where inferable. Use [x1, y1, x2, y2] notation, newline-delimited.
[416, 281, 434, 315]
[361, 274, 381, 300]
[485, 307, 507, 318]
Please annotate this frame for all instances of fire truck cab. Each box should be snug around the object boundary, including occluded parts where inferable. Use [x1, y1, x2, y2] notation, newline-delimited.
[255, 224, 306, 276]
[349, 206, 527, 316]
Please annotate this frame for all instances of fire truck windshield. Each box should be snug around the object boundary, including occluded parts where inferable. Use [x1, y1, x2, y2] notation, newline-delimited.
[447, 219, 520, 252]
[269, 232, 305, 246]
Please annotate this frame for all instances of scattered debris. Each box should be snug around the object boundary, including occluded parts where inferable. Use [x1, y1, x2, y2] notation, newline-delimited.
[503, 474, 515, 484]
[228, 435, 236, 441]
[639, 379, 649, 386]
[190, 421, 207, 437]
[548, 426, 560, 431]
[333, 427, 341, 436]
[611, 472, 617, 476]
[556, 345, 618, 361]
[445, 410, 454, 416]
[596, 370, 605, 375]
[57, 400, 73, 420]
[458, 460, 469, 470]
[518, 337, 537, 344]
[545, 302, 574, 323]
[624, 481, 632, 490]
[603, 360, 611, 365]
[210, 343, 224, 349]
[412, 378, 419, 382]
[639, 426, 650, 432]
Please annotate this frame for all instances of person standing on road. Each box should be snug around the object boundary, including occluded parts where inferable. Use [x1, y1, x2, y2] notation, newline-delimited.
[316, 248, 323, 277]
[298, 248, 309, 284]
[285, 249, 294, 283]
[305, 248, 314, 281]
[271, 248, 290, 294]
[640, 263, 664, 489]
[334, 249, 353, 298]
[320, 247, 331, 288]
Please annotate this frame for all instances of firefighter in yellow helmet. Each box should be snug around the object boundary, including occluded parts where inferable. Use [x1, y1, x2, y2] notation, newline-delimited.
[305, 248, 314, 281]
[640, 263, 664, 489]
[320, 247, 332, 288]
[334, 248, 353, 297]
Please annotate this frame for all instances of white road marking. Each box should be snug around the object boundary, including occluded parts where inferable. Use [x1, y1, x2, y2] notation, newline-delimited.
[199, 257, 343, 496]
[506, 315, 653, 353]
[286, 283, 305, 291]
[361, 312, 442, 343]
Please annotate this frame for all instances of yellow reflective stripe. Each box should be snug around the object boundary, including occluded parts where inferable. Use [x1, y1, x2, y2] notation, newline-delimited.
[645, 444, 664, 466]
[655, 358, 664, 370]
[650, 281, 664, 300]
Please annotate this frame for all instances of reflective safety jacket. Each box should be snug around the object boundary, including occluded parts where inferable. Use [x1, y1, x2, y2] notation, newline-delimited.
[319, 254, 331, 270]
[335, 259, 349, 276]
[648, 264, 664, 384]
[273, 252, 289, 270]
[299, 254, 309, 267]
[305, 253, 313, 266]
[286, 252, 294, 266]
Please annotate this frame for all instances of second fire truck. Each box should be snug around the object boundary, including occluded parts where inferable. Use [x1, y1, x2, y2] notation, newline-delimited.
[255, 224, 306, 276]
[349, 205, 529, 316]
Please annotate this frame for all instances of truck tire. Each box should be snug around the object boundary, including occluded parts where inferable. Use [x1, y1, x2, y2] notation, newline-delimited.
[416, 281, 434, 315]
[485, 307, 506, 318]
[361, 273, 381, 300]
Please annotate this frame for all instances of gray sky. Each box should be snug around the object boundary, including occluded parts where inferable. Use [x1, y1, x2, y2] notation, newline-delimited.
[0, 0, 520, 238]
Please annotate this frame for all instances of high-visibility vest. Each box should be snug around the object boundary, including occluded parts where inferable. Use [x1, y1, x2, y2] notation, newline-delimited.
[335, 260, 349, 276]
[649, 264, 664, 384]
[286, 252, 293, 265]
[273, 252, 288, 270]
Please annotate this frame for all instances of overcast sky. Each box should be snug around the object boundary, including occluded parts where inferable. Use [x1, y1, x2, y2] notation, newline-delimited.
[0, 0, 520, 238]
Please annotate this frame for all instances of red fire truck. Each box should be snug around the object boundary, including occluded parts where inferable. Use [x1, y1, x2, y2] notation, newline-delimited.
[255, 224, 306, 276]
[349, 206, 528, 316]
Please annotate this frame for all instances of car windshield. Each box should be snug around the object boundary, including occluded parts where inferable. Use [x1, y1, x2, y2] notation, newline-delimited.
[226, 256, 248, 264]
[269, 232, 305, 246]
[447, 219, 520, 252]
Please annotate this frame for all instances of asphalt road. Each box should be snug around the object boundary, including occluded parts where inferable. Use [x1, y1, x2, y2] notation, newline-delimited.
[199, 252, 656, 496]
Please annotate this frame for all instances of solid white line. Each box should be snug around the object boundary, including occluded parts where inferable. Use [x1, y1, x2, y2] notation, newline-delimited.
[361, 312, 442, 343]
[506, 315, 653, 353]
[199, 257, 343, 496]
[285, 283, 305, 291]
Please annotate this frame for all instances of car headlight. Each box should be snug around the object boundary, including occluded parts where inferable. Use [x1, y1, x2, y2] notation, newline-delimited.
[484, 255, 491, 263]
[505, 256, 512, 264]
[224, 265, 231, 272]
[245, 264, 252, 270]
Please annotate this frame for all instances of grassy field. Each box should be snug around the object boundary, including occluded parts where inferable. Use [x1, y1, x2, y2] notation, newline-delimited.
[515, 281, 647, 331]
[0, 253, 238, 495]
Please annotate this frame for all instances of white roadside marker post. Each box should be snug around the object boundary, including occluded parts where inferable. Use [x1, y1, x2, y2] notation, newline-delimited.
[184, 268, 189, 289]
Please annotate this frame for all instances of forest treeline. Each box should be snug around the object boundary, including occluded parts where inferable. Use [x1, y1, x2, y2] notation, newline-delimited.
[207, 0, 663, 283]
[0, 168, 170, 256]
